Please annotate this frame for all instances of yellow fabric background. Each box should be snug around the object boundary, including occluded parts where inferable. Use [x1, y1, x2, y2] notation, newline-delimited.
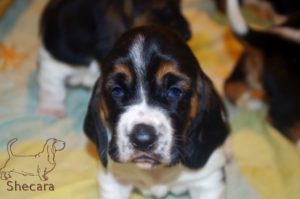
[0, 0, 299, 199]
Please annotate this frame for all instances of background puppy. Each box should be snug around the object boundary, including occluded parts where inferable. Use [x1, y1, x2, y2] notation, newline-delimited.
[84, 26, 229, 198]
[215, 0, 300, 24]
[225, 0, 300, 144]
[38, 0, 191, 117]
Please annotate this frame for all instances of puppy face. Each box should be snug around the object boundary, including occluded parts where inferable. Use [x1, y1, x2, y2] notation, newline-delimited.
[102, 38, 195, 169]
[85, 26, 228, 169]
[130, 0, 191, 41]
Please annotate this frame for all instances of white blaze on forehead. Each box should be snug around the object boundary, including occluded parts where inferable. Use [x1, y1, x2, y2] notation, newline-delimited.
[129, 34, 145, 68]
[129, 34, 151, 105]
[139, 86, 147, 105]
[129, 34, 147, 106]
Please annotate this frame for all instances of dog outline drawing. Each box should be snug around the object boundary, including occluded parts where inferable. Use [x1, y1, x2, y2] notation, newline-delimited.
[0, 138, 65, 181]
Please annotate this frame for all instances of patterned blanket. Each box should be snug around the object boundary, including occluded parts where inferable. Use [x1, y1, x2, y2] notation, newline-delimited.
[0, 0, 299, 198]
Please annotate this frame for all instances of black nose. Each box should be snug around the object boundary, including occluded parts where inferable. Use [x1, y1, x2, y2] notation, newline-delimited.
[130, 124, 157, 151]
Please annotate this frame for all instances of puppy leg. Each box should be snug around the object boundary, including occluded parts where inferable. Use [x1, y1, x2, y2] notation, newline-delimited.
[225, 51, 265, 111]
[189, 169, 225, 199]
[37, 47, 73, 118]
[98, 170, 133, 199]
[66, 60, 100, 88]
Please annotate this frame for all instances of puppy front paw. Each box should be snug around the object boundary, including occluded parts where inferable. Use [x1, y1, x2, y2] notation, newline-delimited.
[225, 81, 265, 111]
[236, 91, 264, 111]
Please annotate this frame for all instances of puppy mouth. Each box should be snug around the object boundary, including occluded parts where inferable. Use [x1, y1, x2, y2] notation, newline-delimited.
[131, 154, 160, 168]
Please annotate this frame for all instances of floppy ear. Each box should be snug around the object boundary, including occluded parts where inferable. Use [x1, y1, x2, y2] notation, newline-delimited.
[182, 74, 229, 169]
[84, 78, 109, 167]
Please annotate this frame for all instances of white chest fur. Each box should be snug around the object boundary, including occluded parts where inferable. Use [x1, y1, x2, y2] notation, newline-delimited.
[97, 149, 226, 199]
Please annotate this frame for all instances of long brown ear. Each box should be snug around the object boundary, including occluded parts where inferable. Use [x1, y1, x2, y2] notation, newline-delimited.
[83, 78, 109, 167]
[182, 75, 229, 169]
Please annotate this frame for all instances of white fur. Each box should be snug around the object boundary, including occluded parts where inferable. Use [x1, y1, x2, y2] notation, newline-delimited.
[130, 34, 145, 69]
[227, 0, 248, 36]
[116, 100, 173, 167]
[98, 169, 133, 199]
[237, 91, 264, 111]
[67, 60, 100, 87]
[37, 47, 100, 116]
[98, 148, 226, 199]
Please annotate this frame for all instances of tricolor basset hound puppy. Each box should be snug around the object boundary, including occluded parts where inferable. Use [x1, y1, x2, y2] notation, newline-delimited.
[225, 0, 300, 145]
[37, 0, 191, 117]
[84, 26, 229, 199]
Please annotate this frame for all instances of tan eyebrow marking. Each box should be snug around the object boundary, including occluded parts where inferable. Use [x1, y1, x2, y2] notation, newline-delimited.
[156, 62, 191, 90]
[156, 62, 179, 81]
[113, 64, 132, 83]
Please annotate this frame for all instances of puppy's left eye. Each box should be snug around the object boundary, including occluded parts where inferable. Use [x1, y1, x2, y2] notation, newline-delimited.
[111, 86, 125, 98]
[166, 86, 183, 100]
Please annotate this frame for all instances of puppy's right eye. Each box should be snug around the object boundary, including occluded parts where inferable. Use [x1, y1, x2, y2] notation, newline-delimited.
[111, 86, 125, 98]
[166, 86, 183, 101]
